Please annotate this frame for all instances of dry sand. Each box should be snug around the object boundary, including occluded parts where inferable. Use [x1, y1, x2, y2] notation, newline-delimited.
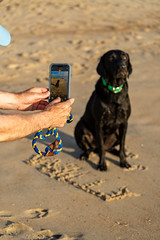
[0, 0, 160, 239]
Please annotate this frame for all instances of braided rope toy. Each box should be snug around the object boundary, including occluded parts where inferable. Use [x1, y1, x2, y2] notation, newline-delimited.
[32, 113, 73, 157]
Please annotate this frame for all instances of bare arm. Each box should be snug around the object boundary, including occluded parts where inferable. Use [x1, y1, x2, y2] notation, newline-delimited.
[0, 98, 74, 142]
[0, 88, 50, 111]
[0, 112, 46, 141]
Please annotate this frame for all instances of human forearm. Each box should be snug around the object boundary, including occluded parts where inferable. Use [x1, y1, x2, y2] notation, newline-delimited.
[0, 112, 49, 142]
[0, 91, 18, 110]
[0, 98, 74, 142]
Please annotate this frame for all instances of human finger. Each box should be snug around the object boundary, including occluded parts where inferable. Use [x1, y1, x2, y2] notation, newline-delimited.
[51, 97, 61, 104]
[28, 87, 49, 93]
[65, 98, 75, 106]
[34, 90, 50, 100]
[57, 98, 75, 109]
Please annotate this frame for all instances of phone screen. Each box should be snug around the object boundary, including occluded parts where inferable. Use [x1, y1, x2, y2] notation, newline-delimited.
[49, 64, 70, 102]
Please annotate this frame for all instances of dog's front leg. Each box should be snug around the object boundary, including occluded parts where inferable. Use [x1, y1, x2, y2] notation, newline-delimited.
[96, 123, 107, 171]
[119, 122, 131, 168]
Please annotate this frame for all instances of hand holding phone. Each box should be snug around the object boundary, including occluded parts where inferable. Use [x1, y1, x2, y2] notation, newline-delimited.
[49, 63, 71, 102]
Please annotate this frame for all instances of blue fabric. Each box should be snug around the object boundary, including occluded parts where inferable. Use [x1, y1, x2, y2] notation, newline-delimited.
[0, 25, 11, 46]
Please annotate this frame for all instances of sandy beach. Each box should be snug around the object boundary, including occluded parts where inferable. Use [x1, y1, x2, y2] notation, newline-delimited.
[0, 0, 160, 239]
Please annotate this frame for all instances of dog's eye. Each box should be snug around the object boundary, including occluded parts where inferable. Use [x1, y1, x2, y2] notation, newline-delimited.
[121, 55, 127, 61]
[108, 55, 116, 61]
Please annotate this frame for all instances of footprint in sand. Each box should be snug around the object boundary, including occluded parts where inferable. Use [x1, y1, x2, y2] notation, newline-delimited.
[124, 164, 148, 171]
[23, 208, 49, 219]
[68, 39, 83, 45]
[0, 221, 32, 237]
[0, 221, 79, 239]
[7, 63, 20, 70]
[34, 230, 77, 240]
[0, 209, 78, 239]
[0, 209, 49, 221]
[126, 150, 139, 159]
[0, 211, 12, 218]
[72, 62, 88, 75]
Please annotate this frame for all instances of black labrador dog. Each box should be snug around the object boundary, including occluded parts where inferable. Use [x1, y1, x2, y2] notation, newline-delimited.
[74, 49, 132, 171]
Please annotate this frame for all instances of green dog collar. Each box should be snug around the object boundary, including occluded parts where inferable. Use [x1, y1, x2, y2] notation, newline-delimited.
[102, 77, 123, 93]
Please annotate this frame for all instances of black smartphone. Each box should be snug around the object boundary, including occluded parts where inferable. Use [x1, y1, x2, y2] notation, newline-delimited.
[49, 63, 71, 102]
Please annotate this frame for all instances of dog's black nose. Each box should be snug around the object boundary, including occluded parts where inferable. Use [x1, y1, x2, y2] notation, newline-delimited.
[119, 62, 127, 70]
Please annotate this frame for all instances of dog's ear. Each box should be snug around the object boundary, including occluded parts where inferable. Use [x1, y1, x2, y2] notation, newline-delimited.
[127, 54, 132, 77]
[96, 55, 108, 78]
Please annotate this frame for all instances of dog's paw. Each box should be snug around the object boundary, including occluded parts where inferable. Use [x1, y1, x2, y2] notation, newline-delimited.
[120, 161, 131, 169]
[80, 153, 88, 161]
[97, 163, 107, 171]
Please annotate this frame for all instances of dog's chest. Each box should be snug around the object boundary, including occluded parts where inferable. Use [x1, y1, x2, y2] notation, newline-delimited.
[101, 104, 127, 128]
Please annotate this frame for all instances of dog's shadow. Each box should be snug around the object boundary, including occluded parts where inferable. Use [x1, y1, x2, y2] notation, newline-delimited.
[27, 130, 120, 170]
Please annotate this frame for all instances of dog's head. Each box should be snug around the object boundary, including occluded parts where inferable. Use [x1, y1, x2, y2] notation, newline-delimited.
[97, 50, 132, 86]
